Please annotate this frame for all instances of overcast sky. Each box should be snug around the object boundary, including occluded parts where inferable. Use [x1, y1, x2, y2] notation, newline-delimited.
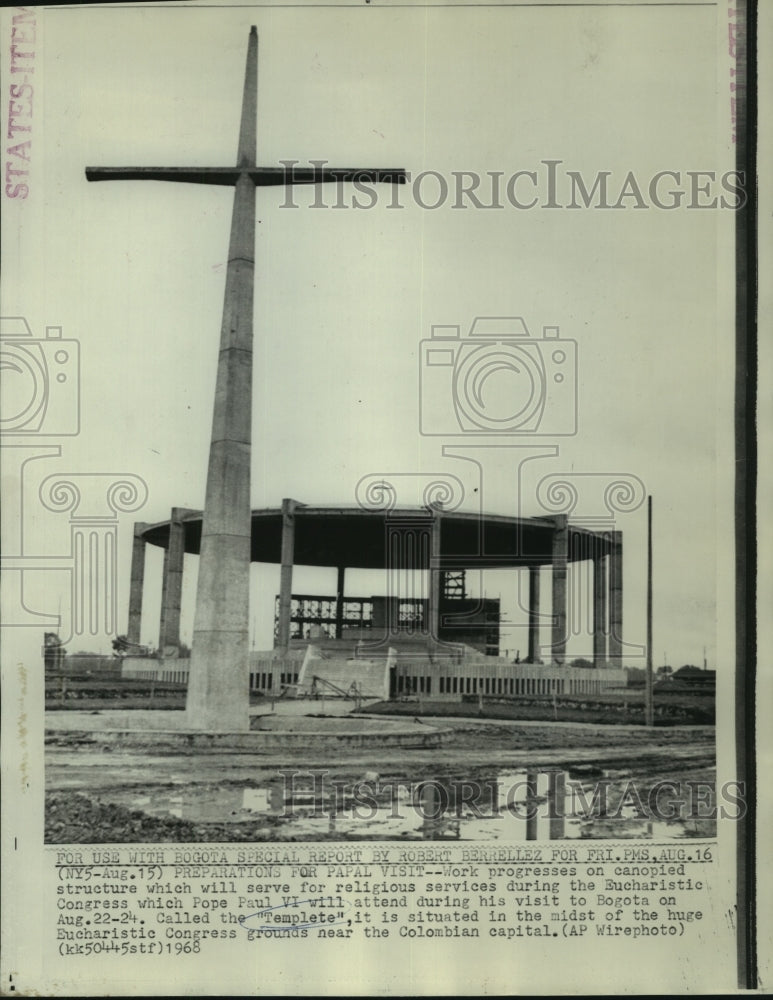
[3, 1, 737, 667]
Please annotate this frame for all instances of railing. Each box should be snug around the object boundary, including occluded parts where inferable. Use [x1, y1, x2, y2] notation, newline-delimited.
[121, 649, 626, 701]
[392, 661, 626, 699]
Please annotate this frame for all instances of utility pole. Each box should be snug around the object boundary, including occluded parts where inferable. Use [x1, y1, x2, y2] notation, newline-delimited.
[645, 495, 654, 727]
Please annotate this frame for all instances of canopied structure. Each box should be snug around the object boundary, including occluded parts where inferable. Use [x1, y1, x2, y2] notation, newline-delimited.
[128, 502, 624, 666]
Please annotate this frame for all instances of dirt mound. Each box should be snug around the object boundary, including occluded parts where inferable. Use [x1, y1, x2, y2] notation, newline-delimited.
[46, 791, 312, 843]
[46, 792, 200, 843]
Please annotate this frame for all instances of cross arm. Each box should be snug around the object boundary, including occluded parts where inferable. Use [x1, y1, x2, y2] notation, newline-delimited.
[86, 167, 241, 186]
[255, 166, 407, 187]
[85, 166, 407, 187]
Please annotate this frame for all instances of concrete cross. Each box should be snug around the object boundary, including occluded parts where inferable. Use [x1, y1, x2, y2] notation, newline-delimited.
[86, 28, 405, 192]
[86, 27, 406, 731]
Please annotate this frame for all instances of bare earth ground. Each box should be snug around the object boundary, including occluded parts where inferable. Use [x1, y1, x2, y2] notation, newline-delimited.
[45, 696, 716, 843]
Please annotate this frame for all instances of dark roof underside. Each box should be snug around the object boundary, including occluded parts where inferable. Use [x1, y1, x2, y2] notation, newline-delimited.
[140, 506, 615, 570]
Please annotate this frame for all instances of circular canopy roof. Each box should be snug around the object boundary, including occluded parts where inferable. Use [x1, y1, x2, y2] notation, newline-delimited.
[139, 505, 616, 570]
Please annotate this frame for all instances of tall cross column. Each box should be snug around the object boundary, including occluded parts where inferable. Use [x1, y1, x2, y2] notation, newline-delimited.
[184, 42, 258, 727]
[87, 27, 405, 730]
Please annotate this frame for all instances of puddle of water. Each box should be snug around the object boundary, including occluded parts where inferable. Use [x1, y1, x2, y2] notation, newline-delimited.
[105, 766, 716, 840]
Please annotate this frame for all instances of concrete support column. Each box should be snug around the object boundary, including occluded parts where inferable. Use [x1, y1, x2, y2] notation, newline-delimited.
[159, 508, 185, 652]
[277, 498, 297, 652]
[527, 565, 541, 663]
[551, 515, 569, 665]
[593, 546, 607, 665]
[429, 512, 442, 644]
[525, 771, 539, 841]
[608, 531, 624, 665]
[548, 770, 566, 840]
[335, 565, 345, 639]
[127, 523, 147, 644]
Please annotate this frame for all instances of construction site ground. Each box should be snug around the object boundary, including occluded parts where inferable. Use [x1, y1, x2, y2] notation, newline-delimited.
[45, 694, 715, 844]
